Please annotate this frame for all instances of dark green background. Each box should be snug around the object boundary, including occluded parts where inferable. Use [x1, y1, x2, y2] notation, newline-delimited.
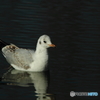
[0, 0, 100, 100]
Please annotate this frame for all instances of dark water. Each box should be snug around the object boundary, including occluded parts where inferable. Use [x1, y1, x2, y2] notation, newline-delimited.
[0, 0, 100, 100]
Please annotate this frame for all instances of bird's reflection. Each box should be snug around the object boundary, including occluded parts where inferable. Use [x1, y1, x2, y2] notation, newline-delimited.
[1, 68, 54, 100]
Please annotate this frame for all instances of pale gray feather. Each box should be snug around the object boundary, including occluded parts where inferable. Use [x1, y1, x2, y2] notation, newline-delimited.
[2, 44, 34, 69]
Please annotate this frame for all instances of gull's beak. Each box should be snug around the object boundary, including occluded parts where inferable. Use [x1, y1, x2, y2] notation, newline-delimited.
[48, 44, 55, 47]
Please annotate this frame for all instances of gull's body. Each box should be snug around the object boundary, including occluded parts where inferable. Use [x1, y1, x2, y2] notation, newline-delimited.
[0, 35, 55, 72]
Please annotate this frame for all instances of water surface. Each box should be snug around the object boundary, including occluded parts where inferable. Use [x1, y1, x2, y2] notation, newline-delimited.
[0, 0, 100, 100]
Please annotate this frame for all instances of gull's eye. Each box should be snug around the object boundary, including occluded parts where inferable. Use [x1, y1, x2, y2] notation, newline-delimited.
[43, 41, 46, 43]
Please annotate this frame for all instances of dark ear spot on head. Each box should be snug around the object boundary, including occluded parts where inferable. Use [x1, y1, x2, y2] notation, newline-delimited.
[39, 41, 41, 44]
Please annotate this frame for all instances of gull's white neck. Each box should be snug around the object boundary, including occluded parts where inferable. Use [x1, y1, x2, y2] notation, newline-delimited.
[29, 43, 48, 71]
[35, 43, 47, 54]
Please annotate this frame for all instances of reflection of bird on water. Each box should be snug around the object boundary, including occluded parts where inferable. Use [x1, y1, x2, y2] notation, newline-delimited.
[1, 68, 55, 100]
[2, 68, 33, 87]
[1, 68, 48, 87]
[0, 35, 55, 71]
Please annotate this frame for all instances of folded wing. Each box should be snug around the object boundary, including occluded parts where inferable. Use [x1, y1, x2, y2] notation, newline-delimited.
[2, 44, 34, 69]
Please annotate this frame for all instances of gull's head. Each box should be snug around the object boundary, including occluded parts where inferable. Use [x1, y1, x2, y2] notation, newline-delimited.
[37, 35, 55, 48]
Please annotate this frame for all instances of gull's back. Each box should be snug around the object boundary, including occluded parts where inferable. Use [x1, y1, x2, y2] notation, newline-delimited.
[2, 44, 34, 69]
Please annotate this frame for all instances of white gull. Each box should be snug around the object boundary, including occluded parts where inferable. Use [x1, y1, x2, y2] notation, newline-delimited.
[1, 35, 55, 71]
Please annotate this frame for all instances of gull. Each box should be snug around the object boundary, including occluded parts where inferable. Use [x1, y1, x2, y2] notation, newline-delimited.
[0, 35, 55, 71]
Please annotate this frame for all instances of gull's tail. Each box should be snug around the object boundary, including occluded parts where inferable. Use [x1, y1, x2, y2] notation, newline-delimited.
[0, 39, 9, 50]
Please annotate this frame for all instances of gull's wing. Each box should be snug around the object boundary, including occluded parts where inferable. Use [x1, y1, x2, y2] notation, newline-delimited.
[0, 39, 10, 50]
[2, 44, 34, 69]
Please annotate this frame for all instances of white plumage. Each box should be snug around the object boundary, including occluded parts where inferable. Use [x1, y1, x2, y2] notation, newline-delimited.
[1, 35, 55, 71]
